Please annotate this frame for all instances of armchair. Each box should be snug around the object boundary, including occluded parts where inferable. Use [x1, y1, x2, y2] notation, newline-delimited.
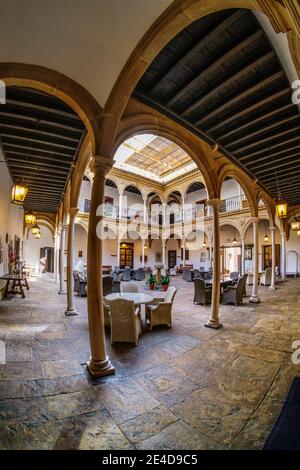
[182, 268, 194, 282]
[193, 278, 212, 306]
[260, 267, 272, 286]
[109, 298, 142, 345]
[145, 286, 177, 330]
[222, 276, 246, 306]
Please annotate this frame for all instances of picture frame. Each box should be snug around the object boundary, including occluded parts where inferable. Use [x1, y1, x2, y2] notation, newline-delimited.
[245, 247, 252, 260]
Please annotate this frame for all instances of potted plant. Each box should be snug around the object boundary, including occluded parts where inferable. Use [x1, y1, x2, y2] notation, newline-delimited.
[148, 274, 156, 290]
[161, 275, 170, 291]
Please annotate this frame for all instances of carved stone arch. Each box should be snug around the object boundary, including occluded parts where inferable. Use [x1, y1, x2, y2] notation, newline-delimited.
[182, 178, 207, 199]
[217, 164, 258, 217]
[256, 190, 276, 226]
[75, 218, 89, 234]
[114, 113, 217, 199]
[219, 219, 243, 239]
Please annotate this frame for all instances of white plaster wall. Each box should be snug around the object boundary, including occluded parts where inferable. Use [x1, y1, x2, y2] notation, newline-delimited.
[286, 230, 300, 275]
[23, 225, 54, 273]
[74, 224, 88, 266]
[0, 153, 24, 279]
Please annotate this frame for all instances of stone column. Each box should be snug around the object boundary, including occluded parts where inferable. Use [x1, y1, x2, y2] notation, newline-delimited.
[162, 242, 166, 267]
[241, 237, 245, 276]
[65, 208, 79, 315]
[209, 241, 213, 268]
[117, 238, 121, 267]
[280, 231, 286, 281]
[141, 241, 145, 267]
[54, 232, 59, 283]
[58, 225, 67, 294]
[86, 156, 115, 378]
[270, 226, 277, 290]
[118, 191, 123, 220]
[250, 217, 260, 303]
[205, 199, 223, 329]
[162, 203, 167, 226]
[182, 196, 185, 223]
[182, 244, 186, 267]
[143, 197, 147, 224]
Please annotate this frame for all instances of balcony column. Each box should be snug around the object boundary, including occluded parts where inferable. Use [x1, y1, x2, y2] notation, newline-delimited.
[205, 198, 223, 329]
[270, 226, 277, 290]
[241, 236, 245, 276]
[182, 196, 185, 223]
[143, 197, 147, 224]
[58, 224, 67, 294]
[162, 203, 167, 226]
[65, 207, 79, 316]
[250, 217, 260, 303]
[87, 156, 115, 379]
[54, 231, 60, 284]
[182, 242, 186, 267]
[118, 190, 123, 220]
[280, 231, 286, 281]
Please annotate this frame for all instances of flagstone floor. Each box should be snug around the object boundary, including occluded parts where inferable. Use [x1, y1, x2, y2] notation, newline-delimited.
[0, 274, 299, 450]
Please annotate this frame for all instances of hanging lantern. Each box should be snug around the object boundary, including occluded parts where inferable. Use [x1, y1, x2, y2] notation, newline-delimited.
[202, 240, 207, 248]
[275, 200, 287, 219]
[291, 220, 300, 231]
[264, 233, 269, 243]
[24, 211, 36, 225]
[11, 184, 28, 205]
[34, 233, 41, 240]
[32, 223, 40, 235]
[232, 237, 237, 245]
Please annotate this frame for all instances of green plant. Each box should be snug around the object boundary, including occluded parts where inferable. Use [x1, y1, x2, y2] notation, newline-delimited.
[148, 274, 156, 285]
[161, 275, 170, 285]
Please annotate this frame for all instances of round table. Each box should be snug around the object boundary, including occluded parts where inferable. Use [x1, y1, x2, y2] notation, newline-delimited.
[105, 292, 153, 305]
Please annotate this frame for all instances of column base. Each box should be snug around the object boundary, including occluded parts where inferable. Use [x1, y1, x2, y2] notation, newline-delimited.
[64, 307, 78, 316]
[58, 289, 67, 295]
[87, 355, 115, 379]
[249, 296, 260, 303]
[269, 285, 277, 290]
[205, 319, 222, 329]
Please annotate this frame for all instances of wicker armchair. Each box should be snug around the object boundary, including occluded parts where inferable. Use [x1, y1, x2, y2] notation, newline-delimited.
[109, 298, 142, 345]
[230, 271, 239, 284]
[222, 276, 246, 306]
[103, 300, 111, 327]
[145, 286, 177, 330]
[132, 268, 145, 281]
[193, 278, 212, 306]
[121, 281, 139, 293]
[182, 268, 194, 282]
[260, 267, 272, 286]
[123, 267, 132, 281]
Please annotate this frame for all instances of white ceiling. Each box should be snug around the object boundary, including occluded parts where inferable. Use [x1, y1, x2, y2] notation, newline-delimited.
[0, 0, 172, 107]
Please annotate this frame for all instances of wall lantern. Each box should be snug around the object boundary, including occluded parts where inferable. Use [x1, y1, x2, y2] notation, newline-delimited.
[275, 200, 287, 219]
[25, 211, 36, 225]
[264, 233, 269, 243]
[11, 184, 28, 205]
[297, 230, 300, 237]
[291, 220, 300, 231]
[32, 223, 40, 235]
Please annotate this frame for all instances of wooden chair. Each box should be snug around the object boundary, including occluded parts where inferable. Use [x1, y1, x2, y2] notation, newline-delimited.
[193, 278, 212, 306]
[145, 286, 177, 330]
[109, 298, 142, 345]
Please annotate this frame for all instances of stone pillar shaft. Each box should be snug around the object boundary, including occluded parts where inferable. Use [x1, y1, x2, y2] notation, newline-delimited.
[65, 208, 79, 315]
[87, 156, 115, 378]
[270, 227, 277, 290]
[58, 226, 67, 294]
[205, 199, 223, 329]
[241, 237, 245, 276]
[250, 217, 260, 303]
[281, 232, 286, 281]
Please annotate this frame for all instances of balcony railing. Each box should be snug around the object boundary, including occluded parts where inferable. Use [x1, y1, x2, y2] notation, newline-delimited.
[220, 196, 242, 213]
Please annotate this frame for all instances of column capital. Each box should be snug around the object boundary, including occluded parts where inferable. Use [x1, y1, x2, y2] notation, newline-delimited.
[92, 155, 113, 177]
[251, 216, 260, 224]
[61, 224, 68, 231]
[269, 226, 276, 232]
[69, 207, 79, 218]
[207, 198, 224, 209]
[241, 236, 245, 241]
[280, 231, 286, 237]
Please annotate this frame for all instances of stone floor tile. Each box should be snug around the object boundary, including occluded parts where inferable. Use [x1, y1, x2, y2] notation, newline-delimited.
[43, 359, 83, 378]
[46, 389, 103, 419]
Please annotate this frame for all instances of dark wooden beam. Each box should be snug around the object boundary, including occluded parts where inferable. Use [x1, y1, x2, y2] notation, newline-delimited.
[150, 10, 246, 95]
[5, 153, 71, 168]
[207, 88, 290, 133]
[240, 144, 300, 165]
[0, 110, 84, 133]
[239, 136, 300, 160]
[196, 71, 285, 127]
[168, 30, 264, 107]
[254, 158, 300, 176]
[231, 124, 300, 153]
[182, 51, 275, 119]
[0, 132, 78, 151]
[8, 162, 70, 175]
[6, 98, 81, 121]
[247, 152, 300, 171]
[2, 143, 74, 158]
[0, 123, 79, 143]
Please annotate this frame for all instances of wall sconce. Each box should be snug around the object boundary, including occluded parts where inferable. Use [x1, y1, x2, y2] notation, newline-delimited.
[11, 184, 28, 205]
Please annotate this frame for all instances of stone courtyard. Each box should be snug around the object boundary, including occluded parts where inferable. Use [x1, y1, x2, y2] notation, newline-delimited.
[0, 275, 299, 450]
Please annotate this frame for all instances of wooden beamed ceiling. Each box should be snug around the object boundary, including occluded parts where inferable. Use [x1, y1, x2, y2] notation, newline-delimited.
[134, 8, 300, 206]
[0, 87, 86, 213]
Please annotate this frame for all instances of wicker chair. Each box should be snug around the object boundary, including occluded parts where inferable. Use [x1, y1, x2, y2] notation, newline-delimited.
[260, 267, 272, 286]
[193, 269, 202, 279]
[182, 268, 194, 282]
[193, 278, 212, 306]
[103, 300, 111, 327]
[123, 267, 132, 282]
[109, 298, 142, 345]
[222, 276, 246, 306]
[145, 286, 177, 330]
[132, 268, 145, 281]
[230, 271, 239, 284]
[121, 281, 139, 293]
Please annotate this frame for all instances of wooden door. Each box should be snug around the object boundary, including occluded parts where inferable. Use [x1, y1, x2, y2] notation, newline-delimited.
[262, 244, 280, 271]
[119, 243, 134, 269]
[168, 250, 177, 268]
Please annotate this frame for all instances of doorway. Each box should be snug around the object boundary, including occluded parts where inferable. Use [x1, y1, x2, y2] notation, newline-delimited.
[119, 243, 134, 269]
[168, 250, 177, 268]
[40, 247, 54, 273]
[262, 244, 280, 271]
